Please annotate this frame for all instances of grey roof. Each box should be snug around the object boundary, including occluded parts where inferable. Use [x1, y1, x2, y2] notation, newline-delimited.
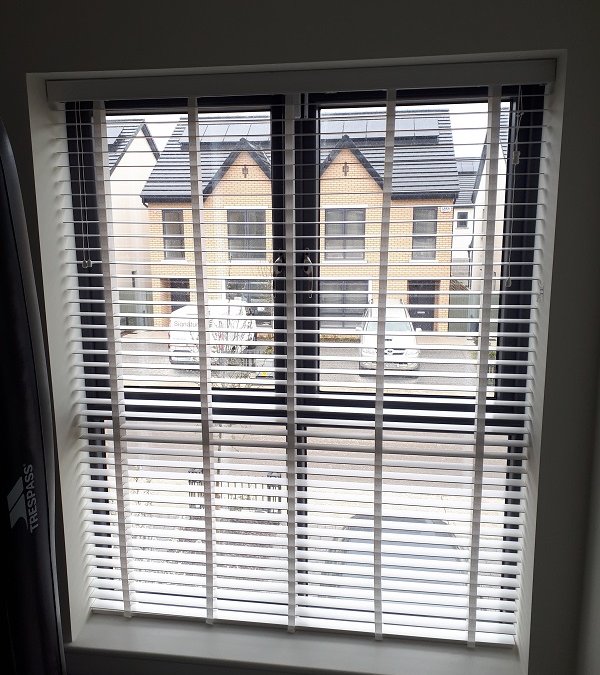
[107, 118, 160, 174]
[455, 157, 479, 207]
[141, 109, 459, 203]
[141, 117, 271, 203]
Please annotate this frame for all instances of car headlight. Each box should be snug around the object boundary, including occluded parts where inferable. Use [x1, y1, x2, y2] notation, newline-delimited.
[361, 348, 376, 357]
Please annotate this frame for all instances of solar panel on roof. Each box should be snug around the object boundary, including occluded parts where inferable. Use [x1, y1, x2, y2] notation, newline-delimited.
[395, 118, 414, 137]
[225, 123, 251, 139]
[342, 119, 368, 137]
[205, 124, 229, 142]
[107, 125, 123, 147]
[142, 108, 459, 200]
[320, 118, 345, 137]
[247, 125, 270, 142]
[364, 118, 385, 137]
[414, 117, 438, 137]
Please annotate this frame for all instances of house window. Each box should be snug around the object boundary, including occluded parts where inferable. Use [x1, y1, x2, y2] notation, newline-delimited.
[324, 208, 365, 260]
[227, 209, 266, 260]
[412, 207, 437, 260]
[162, 208, 185, 259]
[456, 211, 469, 228]
[320, 279, 369, 328]
[53, 79, 550, 652]
[167, 277, 190, 311]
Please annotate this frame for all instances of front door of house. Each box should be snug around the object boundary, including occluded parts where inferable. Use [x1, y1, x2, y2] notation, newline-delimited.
[408, 280, 437, 331]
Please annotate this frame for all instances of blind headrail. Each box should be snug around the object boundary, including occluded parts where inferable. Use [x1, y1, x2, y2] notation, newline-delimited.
[45, 58, 556, 103]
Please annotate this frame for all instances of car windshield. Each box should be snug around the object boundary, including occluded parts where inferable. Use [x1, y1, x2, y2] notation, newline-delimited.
[365, 320, 413, 333]
[343, 516, 461, 547]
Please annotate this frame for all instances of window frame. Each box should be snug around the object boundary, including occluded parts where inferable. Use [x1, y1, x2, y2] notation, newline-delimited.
[57, 80, 548, 664]
[319, 277, 370, 328]
[162, 208, 185, 260]
[456, 211, 469, 228]
[323, 207, 366, 261]
[411, 206, 438, 261]
[227, 207, 267, 261]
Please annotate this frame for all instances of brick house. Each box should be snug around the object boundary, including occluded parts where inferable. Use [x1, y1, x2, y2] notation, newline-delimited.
[140, 110, 459, 331]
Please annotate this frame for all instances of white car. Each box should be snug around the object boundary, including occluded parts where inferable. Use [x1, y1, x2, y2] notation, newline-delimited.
[168, 300, 256, 365]
[358, 305, 420, 371]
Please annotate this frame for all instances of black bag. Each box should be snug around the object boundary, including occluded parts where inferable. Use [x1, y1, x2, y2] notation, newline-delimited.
[0, 120, 66, 675]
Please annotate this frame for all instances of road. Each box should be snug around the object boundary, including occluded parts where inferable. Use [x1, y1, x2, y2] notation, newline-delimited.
[119, 331, 480, 395]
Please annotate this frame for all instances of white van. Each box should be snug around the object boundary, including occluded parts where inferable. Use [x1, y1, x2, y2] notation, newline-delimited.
[168, 299, 257, 365]
[358, 304, 420, 371]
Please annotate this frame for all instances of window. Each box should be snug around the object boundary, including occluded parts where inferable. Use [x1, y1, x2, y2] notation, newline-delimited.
[456, 211, 469, 228]
[320, 279, 369, 328]
[167, 277, 190, 311]
[162, 208, 185, 259]
[324, 208, 365, 260]
[412, 207, 437, 260]
[227, 209, 267, 260]
[50, 72, 550, 654]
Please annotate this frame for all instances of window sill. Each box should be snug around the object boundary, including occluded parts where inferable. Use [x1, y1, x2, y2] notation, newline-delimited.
[65, 614, 523, 675]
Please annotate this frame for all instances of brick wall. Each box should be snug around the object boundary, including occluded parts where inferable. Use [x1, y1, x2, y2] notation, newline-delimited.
[147, 148, 454, 330]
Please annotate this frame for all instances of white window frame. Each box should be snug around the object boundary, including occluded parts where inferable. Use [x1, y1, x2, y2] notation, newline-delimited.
[162, 208, 185, 260]
[456, 211, 469, 229]
[411, 206, 438, 261]
[323, 207, 367, 261]
[30, 55, 562, 675]
[227, 207, 267, 261]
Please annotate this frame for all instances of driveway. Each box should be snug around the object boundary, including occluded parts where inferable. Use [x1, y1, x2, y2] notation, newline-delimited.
[118, 330, 480, 394]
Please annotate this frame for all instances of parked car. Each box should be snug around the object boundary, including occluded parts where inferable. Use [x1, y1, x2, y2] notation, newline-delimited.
[168, 299, 256, 365]
[342, 514, 463, 560]
[358, 304, 420, 371]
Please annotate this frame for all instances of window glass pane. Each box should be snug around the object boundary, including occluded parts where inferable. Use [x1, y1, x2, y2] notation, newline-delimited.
[345, 221, 364, 237]
[324, 208, 365, 260]
[318, 103, 506, 399]
[320, 279, 369, 327]
[163, 209, 185, 259]
[71, 91, 531, 643]
[228, 209, 267, 260]
[107, 110, 274, 391]
[326, 221, 345, 237]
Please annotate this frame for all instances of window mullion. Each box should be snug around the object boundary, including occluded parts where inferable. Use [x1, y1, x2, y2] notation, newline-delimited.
[187, 99, 215, 625]
[372, 91, 397, 640]
[281, 94, 300, 632]
[467, 87, 502, 646]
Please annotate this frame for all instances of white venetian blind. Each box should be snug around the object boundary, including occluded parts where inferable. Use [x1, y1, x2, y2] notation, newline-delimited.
[55, 80, 549, 646]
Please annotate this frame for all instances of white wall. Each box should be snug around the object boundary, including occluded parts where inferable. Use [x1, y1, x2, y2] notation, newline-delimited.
[579, 375, 600, 674]
[2, 2, 599, 674]
[109, 130, 157, 282]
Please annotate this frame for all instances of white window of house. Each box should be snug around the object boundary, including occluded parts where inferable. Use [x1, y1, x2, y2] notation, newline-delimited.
[42, 61, 556, 664]
[320, 278, 369, 328]
[457, 211, 469, 228]
[324, 208, 366, 260]
[227, 209, 267, 260]
[162, 208, 185, 259]
[412, 207, 437, 260]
